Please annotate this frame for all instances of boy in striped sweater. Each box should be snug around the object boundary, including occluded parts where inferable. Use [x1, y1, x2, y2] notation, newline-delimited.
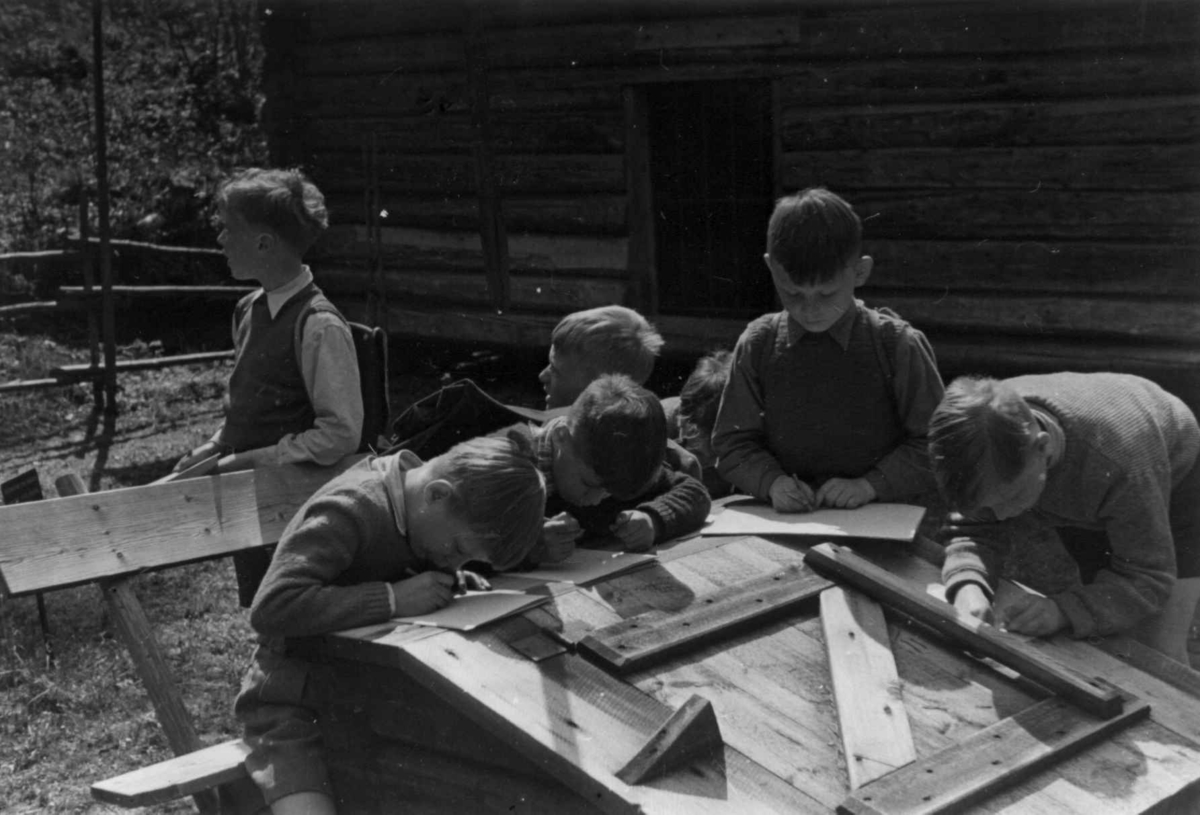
[931, 372, 1200, 663]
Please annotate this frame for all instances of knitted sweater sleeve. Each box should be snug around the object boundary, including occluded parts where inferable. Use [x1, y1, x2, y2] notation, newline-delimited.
[249, 485, 394, 637]
[636, 467, 713, 542]
[1051, 463, 1176, 638]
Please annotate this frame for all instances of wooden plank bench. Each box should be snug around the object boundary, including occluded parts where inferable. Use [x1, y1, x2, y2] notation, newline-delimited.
[0, 456, 362, 814]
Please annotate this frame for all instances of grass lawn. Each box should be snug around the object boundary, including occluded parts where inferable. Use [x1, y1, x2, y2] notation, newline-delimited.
[0, 327, 546, 813]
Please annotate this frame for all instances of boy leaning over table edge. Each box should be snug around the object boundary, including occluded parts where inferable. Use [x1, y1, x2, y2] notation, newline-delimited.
[712, 186, 945, 518]
[508, 373, 712, 566]
[931, 373, 1200, 665]
[235, 431, 547, 815]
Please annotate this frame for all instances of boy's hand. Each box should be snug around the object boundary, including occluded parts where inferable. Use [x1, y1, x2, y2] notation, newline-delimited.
[455, 569, 490, 593]
[769, 475, 814, 512]
[173, 441, 218, 473]
[995, 593, 1067, 637]
[611, 510, 656, 552]
[539, 512, 583, 563]
[953, 583, 994, 625]
[391, 571, 456, 616]
[815, 477, 876, 509]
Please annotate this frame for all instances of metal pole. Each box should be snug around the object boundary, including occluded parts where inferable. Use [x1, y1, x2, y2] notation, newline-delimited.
[92, 0, 117, 413]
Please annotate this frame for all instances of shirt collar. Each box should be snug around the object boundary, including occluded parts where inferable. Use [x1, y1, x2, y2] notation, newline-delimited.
[261, 265, 314, 319]
[375, 451, 412, 538]
[783, 299, 861, 350]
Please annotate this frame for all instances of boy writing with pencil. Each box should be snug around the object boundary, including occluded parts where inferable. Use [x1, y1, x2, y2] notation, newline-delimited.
[712, 187, 944, 512]
[514, 374, 711, 564]
[236, 432, 546, 814]
[931, 373, 1200, 664]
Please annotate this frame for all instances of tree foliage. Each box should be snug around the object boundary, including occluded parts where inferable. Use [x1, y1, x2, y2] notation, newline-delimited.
[0, 0, 268, 253]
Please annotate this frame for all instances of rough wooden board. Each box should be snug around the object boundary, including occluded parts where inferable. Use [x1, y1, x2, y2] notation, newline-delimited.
[820, 587, 916, 789]
[91, 739, 251, 807]
[838, 693, 1151, 815]
[616, 695, 723, 785]
[804, 543, 1123, 719]
[0, 457, 361, 596]
[578, 564, 831, 673]
[368, 624, 810, 815]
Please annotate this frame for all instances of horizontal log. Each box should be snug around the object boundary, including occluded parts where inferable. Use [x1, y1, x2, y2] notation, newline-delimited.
[304, 110, 624, 155]
[873, 291, 1200, 344]
[782, 95, 1200, 151]
[318, 226, 628, 273]
[851, 190, 1200, 243]
[783, 143, 1200, 192]
[316, 153, 625, 196]
[0, 301, 59, 317]
[317, 266, 629, 313]
[338, 300, 561, 347]
[58, 286, 252, 300]
[864, 240, 1200, 298]
[324, 192, 627, 236]
[51, 352, 235, 381]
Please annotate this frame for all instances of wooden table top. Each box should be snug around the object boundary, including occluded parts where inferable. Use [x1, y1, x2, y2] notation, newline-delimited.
[311, 531, 1200, 815]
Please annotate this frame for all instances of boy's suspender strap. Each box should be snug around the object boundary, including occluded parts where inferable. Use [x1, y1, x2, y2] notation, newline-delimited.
[864, 306, 898, 392]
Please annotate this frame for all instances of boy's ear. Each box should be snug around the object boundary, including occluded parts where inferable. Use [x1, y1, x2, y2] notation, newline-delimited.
[1031, 429, 1052, 458]
[550, 422, 572, 450]
[256, 231, 276, 252]
[853, 255, 873, 286]
[422, 479, 455, 505]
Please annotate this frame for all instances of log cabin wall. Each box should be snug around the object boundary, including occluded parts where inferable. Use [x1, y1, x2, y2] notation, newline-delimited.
[262, 0, 1200, 405]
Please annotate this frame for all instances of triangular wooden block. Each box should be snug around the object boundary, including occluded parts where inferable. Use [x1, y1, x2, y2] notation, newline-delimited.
[616, 694, 722, 785]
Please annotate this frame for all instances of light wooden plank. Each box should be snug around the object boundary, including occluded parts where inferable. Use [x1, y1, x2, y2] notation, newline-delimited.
[0, 458, 361, 597]
[387, 625, 819, 814]
[579, 564, 831, 673]
[91, 739, 251, 807]
[804, 544, 1124, 719]
[821, 587, 916, 789]
[839, 694, 1151, 815]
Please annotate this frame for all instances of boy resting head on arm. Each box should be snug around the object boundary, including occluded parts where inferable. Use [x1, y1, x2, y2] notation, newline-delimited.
[236, 431, 546, 814]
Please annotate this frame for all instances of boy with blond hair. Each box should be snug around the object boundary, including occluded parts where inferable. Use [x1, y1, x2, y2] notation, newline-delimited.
[539, 305, 663, 410]
[713, 187, 943, 512]
[931, 373, 1200, 664]
[237, 432, 547, 814]
[174, 167, 362, 474]
[513, 374, 710, 563]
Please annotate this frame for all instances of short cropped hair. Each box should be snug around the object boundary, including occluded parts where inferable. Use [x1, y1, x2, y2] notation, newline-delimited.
[568, 374, 667, 500]
[431, 429, 547, 570]
[679, 350, 733, 444]
[216, 167, 329, 254]
[928, 376, 1040, 510]
[766, 187, 862, 285]
[550, 306, 663, 385]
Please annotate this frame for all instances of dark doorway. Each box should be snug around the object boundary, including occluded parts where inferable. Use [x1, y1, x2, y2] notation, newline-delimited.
[646, 80, 776, 317]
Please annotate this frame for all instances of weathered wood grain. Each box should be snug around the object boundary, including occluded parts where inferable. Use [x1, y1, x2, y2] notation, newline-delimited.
[804, 543, 1124, 719]
[821, 587, 916, 789]
[579, 564, 832, 673]
[91, 739, 251, 808]
[839, 694, 1151, 815]
[317, 266, 628, 313]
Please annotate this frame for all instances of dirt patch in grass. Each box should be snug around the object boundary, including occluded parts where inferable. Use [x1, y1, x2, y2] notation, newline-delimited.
[0, 328, 552, 813]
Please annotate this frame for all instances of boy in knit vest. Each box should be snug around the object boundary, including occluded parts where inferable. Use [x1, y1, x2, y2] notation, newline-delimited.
[931, 373, 1200, 664]
[538, 305, 663, 411]
[236, 432, 547, 814]
[516, 374, 711, 564]
[712, 187, 944, 512]
[173, 167, 362, 475]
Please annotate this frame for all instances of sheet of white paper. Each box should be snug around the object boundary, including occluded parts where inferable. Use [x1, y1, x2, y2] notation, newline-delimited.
[704, 499, 925, 541]
[391, 590, 548, 631]
[507, 548, 656, 585]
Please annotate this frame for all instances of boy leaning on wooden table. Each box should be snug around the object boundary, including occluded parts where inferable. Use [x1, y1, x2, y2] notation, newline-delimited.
[931, 372, 1200, 665]
[511, 373, 711, 566]
[712, 186, 945, 516]
[235, 432, 547, 815]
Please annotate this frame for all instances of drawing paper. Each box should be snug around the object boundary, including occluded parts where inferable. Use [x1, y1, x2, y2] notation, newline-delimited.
[704, 499, 925, 542]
